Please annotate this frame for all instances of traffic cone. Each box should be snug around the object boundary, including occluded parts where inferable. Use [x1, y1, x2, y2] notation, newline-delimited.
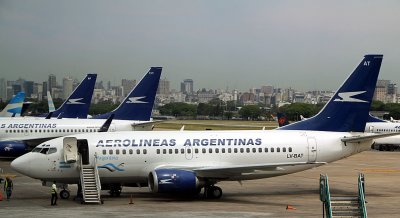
[129, 194, 134, 204]
[286, 205, 296, 210]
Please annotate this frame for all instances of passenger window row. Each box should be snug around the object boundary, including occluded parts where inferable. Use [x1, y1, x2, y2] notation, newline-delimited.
[101, 147, 293, 156]
[4, 129, 98, 133]
[154, 147, 293, 155]
[376, 129, 400, 133]
[102, 149, 148, 155]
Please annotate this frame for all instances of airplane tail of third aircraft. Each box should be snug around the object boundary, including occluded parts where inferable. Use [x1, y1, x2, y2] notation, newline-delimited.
[279, 54, 383, 132]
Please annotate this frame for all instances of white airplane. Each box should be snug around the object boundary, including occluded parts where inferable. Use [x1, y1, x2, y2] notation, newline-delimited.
[0, 67, 162, 158]
[12, 55, 395, 201]
[364, 117, 400, 151]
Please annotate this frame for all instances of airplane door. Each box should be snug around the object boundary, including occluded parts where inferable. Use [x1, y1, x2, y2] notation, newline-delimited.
[307, 137, 317, 162]
[63, 137, 78, 163]
[185, 146, 193, 160]
[78, 140, 90, 165]
[368, 125, 374, 133]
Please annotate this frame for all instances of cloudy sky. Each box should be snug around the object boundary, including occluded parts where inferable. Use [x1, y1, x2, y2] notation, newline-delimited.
[1, 0, 399, 91]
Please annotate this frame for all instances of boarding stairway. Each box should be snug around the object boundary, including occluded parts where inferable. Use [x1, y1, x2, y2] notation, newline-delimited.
[80, 155, 102, 204]
[320, 174, 367, 218]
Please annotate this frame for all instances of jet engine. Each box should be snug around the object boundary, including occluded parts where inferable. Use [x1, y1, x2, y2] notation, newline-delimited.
[0, 141, 29, 158]
[148, 169, 203, 193]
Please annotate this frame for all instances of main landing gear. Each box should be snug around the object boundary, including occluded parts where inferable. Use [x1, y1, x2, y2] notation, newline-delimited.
[109, 184, 122, 197]
[204, 185, 223, 199]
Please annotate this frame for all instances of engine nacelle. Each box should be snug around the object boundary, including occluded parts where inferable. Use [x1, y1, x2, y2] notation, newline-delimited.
[148, 169, 202, 193]
[0, 141, 29, 158]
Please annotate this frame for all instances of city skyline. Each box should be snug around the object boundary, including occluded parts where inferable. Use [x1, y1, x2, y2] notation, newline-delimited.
[1, 1, 400, 90]
[1, 74, 397, 107]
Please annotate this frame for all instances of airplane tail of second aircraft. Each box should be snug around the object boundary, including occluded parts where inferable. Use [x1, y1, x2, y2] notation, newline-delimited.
[42, 74, 97, 119]
[279, 54, 383, 132]
[93, 67, 162, 121]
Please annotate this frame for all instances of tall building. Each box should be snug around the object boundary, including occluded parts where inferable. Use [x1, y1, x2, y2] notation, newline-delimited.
[157, 78, 170, 95]
[261, 85, 274, 95]
[62, 77, 73, 99]
[24, 81, 34, 97]
[121, 79, 136, 97]
[181, 79, 194, 94]
[12, 84, 22, 95]
[373, 79, 397, 103]
[42, 81, 48, 98]
[48, 74, 57, 95]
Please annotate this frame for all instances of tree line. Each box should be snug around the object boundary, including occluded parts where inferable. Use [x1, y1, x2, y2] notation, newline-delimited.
[1, 98, 399, 121]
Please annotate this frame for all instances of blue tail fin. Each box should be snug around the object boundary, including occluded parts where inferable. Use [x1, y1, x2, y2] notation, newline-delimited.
[0, 92, 25, 117]
[47, 91, 56, 112]
[280, 55, 383, 132]
[93, 67, 162, 120]
[41, 74, 97, 118]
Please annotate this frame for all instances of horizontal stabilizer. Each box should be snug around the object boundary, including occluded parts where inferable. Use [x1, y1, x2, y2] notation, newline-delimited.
[341, 132, 400, 143]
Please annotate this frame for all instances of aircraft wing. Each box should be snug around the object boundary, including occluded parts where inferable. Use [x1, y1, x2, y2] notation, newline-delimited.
[156, 162, 325, 179]
[341, 132, 400, 143]
[131, 120, 163, 127]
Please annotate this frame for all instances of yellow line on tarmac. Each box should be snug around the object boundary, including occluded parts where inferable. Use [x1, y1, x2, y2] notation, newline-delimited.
[361, 168, 400, 173]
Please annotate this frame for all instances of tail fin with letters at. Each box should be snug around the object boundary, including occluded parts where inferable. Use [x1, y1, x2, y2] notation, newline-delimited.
[279, 55, 383, 132]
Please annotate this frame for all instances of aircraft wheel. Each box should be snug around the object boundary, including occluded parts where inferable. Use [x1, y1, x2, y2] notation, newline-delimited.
[60, 190, 70, 199]
[206, 186, 223, 199]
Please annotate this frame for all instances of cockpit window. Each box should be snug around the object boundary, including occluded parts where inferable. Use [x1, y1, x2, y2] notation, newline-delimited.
[32, 147, 42, 153]
[40, 148, 49, 154]
[47, 148, 57, 155]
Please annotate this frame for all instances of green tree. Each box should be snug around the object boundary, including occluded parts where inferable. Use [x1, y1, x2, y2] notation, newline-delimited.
[159, 102, 197, 117]
[384, 103, 400, 119]
[278, 103, 319, 121]
[371, 100, 385, 111]
[239, 105, 262, 120]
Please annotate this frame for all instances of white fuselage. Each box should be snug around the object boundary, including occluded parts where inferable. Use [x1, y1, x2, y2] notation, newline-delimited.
[12, 130, 373, 185]
[0, 117, 153, 143]
[365, 122, 400, 145]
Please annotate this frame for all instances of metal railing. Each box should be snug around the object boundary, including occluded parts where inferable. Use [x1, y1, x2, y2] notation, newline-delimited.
[79, 156, 87, 202]
[358, 173, 367, 218]
[320, 174, 333, 218]
[93, 153, 102, 202]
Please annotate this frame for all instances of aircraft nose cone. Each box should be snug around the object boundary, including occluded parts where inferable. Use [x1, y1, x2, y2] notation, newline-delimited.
[11, 155, 31, 175]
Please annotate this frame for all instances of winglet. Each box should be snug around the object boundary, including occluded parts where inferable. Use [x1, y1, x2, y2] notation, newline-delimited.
[99, 114, 115, 132]
[45, 112, 53, 119]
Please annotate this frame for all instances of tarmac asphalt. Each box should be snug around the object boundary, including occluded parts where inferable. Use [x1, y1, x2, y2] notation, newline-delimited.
[0, 150, 399, 218]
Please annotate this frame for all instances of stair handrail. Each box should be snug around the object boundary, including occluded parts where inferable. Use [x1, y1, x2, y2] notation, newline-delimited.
[79, 155, 86, 202]
[358, 173, 367, 218]
[93, 152, 102, 203]
[320, 174, 333, 218]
